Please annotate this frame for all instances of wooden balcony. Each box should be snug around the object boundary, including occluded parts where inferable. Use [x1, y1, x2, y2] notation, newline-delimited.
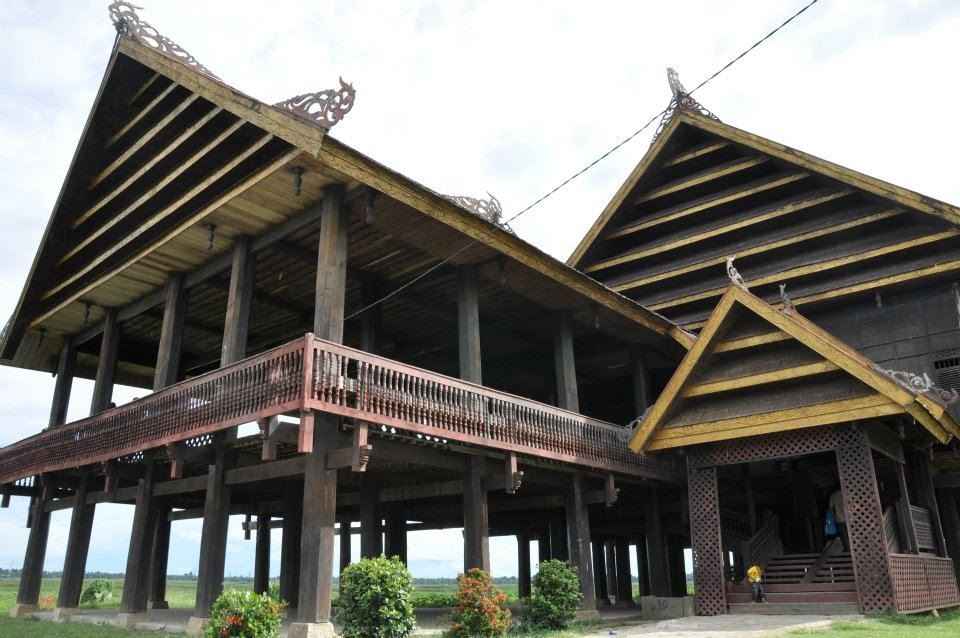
[0, 334, 680, 485]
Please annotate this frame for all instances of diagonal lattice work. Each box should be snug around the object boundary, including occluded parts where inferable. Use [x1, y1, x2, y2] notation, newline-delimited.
[688, 461, 725, 615]
[835, 424, 896, 614]
[688, 427, 838, 468]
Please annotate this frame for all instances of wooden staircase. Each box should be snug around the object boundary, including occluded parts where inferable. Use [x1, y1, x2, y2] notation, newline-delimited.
[727, 551, 859, 614]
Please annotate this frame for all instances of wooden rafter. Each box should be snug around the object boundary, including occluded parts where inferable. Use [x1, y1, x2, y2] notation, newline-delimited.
[636, 156, 768, 204]
[107, 81, 178, 147]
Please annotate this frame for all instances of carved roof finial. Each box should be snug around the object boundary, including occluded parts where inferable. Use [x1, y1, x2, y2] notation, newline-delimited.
[726, 255, 747, 289]
[651, 66, 720, 144]
[273, 78, 357, 130]
[875, 366, 960, 405]
[779, 283, 795, 314]
[443, 193, 514, 234]
[108, 1, 219, 80]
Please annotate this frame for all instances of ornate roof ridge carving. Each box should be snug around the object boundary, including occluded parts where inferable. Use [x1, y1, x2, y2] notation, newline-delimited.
[874, 365, 959, 405]
[443, 193, 514, 234]
[652, 67, 720, 144]
[273, 79, 357, 130]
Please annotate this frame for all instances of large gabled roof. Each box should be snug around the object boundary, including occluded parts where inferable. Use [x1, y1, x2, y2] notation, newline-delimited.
[569, 109, 960, 269]
[1, 14, 693, 371]
[628, 283, 959, 452]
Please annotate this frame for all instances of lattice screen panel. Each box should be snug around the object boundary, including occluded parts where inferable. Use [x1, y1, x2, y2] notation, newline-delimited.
[688, 461, 726, 615]
[689, 427, 837, 468]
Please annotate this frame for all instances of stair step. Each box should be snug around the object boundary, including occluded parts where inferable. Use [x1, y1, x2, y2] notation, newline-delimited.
[727, 591, 859, 604]
[728, 582, 856, 593]
[729, 602, 860, 615]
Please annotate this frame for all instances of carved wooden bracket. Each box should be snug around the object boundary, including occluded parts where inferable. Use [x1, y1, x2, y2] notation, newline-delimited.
[326, 422, 372, 472]
[101, 460, 119, 500]
[505, 452, 524, 494]
[604, 473, 619, 507]
[165, 444, 186, 479]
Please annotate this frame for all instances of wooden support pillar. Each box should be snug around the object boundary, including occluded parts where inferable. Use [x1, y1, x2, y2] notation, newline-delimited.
[384, 513, 407, 565]
[254, 506, 271, 595]
[936, 488, 960, 583]
[457, 264, 482, 384]
[566, 473, 596, 613]
[57, 474, 96, 611]
[49, 339, 76, 427]
[463, 455, 490, 572]
[339, 521, 353, 574]
[895, 460, 919, 553]
[550, 518, 568, 561]
[835, 425, 895, 614]
[538, 532, 551, 564]
[12, 480, 50, 617]
[645, 487, 671, 597]
[669, 537, 687, 597]
[279, 484, 303, 608]
[154, 273, 187, 390]
[913, 451, 948, 556]
[687, 461, 725, 615]
[614, 538, 634, 607]
[517, 533, 531, 598]
[149, 507, 171, 610]
[292, 185, 348, 636]
[593, 540, 609, 605]
[359, 481, 382, 558]
[90, 308, 119, 414]
[221, 237, 255, 366]
[120, 466, 159, 616]
[631, 349, 650, 416]
[635, 535, 650, 597]
[193, 451, 231, 619]
[553, 313, 578, 412]
[604, 541, 619, 604]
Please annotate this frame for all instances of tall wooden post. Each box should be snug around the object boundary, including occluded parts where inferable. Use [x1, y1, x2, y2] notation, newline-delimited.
[635, 535, 650, 597]
[118, 466, 159, 624]
[149, 507, 171, 609]
[566, 473, 597, 613]
[553, 313, 578, 412]
[669, 537, 687, 597]
[11, 480, 51, 617]
[631, 349, 650, 417]
[457, 265, 482, 384]
[517, 534, 531, 598]
[339, 520, 353, 574]
[593, 540, 609, 604]
[90, 308, 119, 414]
[549, 519, 568, 561]
[254, 506, 271, 595]
[384, 513, 407, 565]
[292, 185, 347, 638]
[360, 278, 381, 354]
[221, 236, 255, 366]
[280, 485, 303, 608]
[49, 339, 76, 427]
[645, 487, 672, 597]
[56, 473, 96, 614]
[360, 481, 382, 558]
[538, 533, 551, 564]
[154, 274, 186, 390]
[614, 539, 634, 607]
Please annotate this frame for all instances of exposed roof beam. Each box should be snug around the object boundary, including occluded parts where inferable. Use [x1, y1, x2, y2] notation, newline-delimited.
[107, 82, 178, 147]
[662, 141, 729, 167]
[682, 361, 840, 397]
[636, 156, 768, 204]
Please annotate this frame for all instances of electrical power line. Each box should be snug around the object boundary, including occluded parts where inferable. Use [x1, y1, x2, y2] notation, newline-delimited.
[346, 0, 820, 321]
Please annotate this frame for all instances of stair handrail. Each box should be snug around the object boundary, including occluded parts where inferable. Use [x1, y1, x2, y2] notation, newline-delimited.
[741, 512, 782, 576]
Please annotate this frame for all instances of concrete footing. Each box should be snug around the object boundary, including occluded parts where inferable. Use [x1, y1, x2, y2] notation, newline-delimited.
[288, 621, 337, 638]
[185, 615, 208, 636]
[52, 607, 77, 622]
[639, 595, 695, 619]
[148, 600, 170, 610]
[113, 612, 150, 628]
[8, 603, 36, 618]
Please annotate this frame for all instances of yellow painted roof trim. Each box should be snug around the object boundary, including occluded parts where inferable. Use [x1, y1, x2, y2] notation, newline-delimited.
[569, 110, 960, 268]
[628, 284, 958, 452]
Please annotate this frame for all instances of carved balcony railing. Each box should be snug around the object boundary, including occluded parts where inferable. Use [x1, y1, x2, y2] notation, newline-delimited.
[0, 334, 680, 485]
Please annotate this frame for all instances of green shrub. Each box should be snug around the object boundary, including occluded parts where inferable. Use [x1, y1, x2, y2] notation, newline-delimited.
[266, 582, 284, 604]
[526, 560, 581, 629]
[205, 590, 285, 638]
[338, 556, 416, 638]
[411, 592, 458, 608]
[79, 579, 113, 607]
[449, 568, 511, 638]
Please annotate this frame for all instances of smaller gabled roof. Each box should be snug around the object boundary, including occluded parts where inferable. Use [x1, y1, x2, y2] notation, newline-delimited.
[628, 283, 959, 452]
[569, 110, 960, 268]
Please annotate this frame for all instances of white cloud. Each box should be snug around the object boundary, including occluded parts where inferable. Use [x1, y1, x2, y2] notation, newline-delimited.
[1, 0, 959, 580]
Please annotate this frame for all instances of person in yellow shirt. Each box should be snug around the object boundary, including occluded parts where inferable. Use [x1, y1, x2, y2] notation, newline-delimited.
[747, 564, 765, 603]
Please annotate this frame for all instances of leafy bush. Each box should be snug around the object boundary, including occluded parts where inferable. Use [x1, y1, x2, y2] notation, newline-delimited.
[449, 568, 511, 638]
[338, 556, 416, 638]
[411, 592, 458, 608]
[205, 590, 285, 638]
[525, 560, 581, 629]
[80, 579, 113, 607]
[266, 582, 284, 604]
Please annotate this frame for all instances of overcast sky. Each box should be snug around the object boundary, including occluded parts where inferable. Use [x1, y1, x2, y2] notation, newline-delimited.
[1, 0, 960, 580]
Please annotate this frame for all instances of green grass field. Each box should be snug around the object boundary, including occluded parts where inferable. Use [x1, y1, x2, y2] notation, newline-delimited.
[790, 609, 960, 637]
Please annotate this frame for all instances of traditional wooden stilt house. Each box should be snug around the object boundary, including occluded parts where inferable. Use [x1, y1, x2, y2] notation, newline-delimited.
[3, 4, 960, 630]
[571, 75, 960, 615]
[0, 4, 692, 634]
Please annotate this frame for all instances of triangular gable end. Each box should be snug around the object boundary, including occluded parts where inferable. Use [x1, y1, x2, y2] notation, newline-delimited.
[628, 284, 958, 452]
[569, 110, 960, 270]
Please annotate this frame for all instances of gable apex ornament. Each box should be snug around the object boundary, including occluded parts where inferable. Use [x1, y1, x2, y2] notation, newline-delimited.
[108, 1, 219, 80]
[443, 193, 514, 234]
[273, 78, 357, 130]
[779, 283, 795, 314]
[652, 67, 721, 144]
[726, 255, 747, 289]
